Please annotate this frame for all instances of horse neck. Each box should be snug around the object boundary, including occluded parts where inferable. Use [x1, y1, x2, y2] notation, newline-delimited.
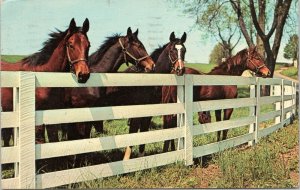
[90, 43, 123, 73]
[153, 47, 171, 73]
[23, 42, 68, 72]
[209, 60, 246, 76]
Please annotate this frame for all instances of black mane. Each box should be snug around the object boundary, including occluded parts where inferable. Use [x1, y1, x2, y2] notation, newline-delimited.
[150, 44, 168, 62]
[150, 38, 182, 62]
[21, 27, 82, 66]
[89, 34, 121, 66]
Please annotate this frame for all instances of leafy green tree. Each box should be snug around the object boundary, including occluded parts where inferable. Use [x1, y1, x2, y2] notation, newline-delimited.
[283, 34, 298, 66]
[209, 43, 227, 65]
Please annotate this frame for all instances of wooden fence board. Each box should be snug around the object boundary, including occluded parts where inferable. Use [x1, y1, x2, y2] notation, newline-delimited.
[0, 112, 19, 128]
[258, 110, 281, 123]
[36, 103, 184, 125]
[36, 127, 184, 159]
[35, 73, 184, 87]
[36, 150, 185, 188]
[1, 177, 20, 189]
[193, 133, 254, 158]
[259, 96, 281, 105]
[193, 116, 255, 136]
[0, 71, 20, 87]
[1, 146, 19, 164]
[193, 98, 256, 112]
[258, 123, 282, 139]
[191, 75, 256, 86]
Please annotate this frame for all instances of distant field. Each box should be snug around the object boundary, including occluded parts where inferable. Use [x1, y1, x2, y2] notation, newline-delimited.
[281, 67, 298, 80]
[0, 55, 217, 72]
[1, 55, 285, 73]
[1, 55, 26, 63]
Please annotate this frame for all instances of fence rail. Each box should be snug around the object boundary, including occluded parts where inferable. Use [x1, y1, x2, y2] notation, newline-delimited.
[1, 71, 297, 189]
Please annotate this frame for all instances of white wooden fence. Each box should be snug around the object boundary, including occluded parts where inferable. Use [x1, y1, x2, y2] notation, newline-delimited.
[0, 71, 297, 189]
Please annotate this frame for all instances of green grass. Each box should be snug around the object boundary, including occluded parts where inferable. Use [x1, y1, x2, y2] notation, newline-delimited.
[281, 67, 298, 80]
[1, 55, 26, 63]
[185, 63, 217, 73]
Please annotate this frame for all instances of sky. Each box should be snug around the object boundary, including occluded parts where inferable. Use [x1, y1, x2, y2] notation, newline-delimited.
[0, 0, 291, 63]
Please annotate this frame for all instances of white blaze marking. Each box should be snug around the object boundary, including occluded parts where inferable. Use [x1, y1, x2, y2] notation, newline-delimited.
[175, 44, 183, 69]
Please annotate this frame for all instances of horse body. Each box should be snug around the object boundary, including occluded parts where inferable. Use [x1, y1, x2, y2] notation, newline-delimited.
[1, 18, 90, 146]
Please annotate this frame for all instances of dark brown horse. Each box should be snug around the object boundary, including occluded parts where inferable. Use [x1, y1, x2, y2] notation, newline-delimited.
[162, 46, 271, 151]
[102, 32, 187, 159]
[1, 18, 91, 146]
[63, 27, 155, 140]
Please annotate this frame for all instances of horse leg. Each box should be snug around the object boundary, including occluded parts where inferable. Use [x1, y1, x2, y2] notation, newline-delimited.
[2, 128, 13, 146]
[124, 118, 140, 160]
[93, 121, 104, 134]
[163, 115, 176, 152]
[36, 125, 45, 144]
[138, 117, 152, 157]
[222, 108, 234, 140]
[215, 110, 222, 141]
[170, 115, 177, 151]
[46, 124, 59, 142]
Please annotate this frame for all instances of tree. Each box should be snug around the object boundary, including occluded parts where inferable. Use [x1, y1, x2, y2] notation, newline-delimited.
[283, 34, 298, 66]
[176, 0, 296, 77]
[180, 0, 241, 58]
[209, 43, 227, 64]
[230, 0, 293, 77]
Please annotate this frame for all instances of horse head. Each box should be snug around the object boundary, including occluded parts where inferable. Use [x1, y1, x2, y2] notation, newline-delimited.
[118, 27, 155, 72]
[246, 46, 271, 77]
[64, 18, 91, 83]
[168, 32, 187, 76]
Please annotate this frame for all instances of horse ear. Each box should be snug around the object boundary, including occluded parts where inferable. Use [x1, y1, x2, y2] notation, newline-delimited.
[181, 32, 187, 43]
[127, 27, 133, 36]
[82, 18, 89, 33]
[133, 29, 139, 37]
[68, 18, 77, 33]
[127, 27, 133, 41]
[169, 32, 175, 42]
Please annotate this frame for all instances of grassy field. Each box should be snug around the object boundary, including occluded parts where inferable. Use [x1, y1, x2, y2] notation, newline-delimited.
[0, 55, 216, 72]
[281, 67, 298, 80]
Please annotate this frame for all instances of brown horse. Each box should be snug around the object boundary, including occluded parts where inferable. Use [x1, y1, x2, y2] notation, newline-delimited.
[102, 32, 187, 159]
[1, 18, 91, 146]
[63, 27, 155, 140]
[162, 46, 271, 151]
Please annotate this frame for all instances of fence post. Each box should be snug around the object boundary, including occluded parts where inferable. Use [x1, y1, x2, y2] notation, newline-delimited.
[292, 82, 297, 115]
[13, 87, 20, 178]
[19, 72, 36, 188]
[254, 77, 260, 143]
[274, 81, 282, 124]
[177, 83, 184, 150]
[248, 79, 256, 146]
[281, 79, 285, 125]
[184, 75, 193, 166]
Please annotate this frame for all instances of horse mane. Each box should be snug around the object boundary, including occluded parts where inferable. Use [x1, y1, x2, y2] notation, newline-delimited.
[150, 38, 182, 62]
[150, 44, 168, 62]
[89, 34, 121, 66]
[209, 48, 248, 74]
[22, 27, 82, 66]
